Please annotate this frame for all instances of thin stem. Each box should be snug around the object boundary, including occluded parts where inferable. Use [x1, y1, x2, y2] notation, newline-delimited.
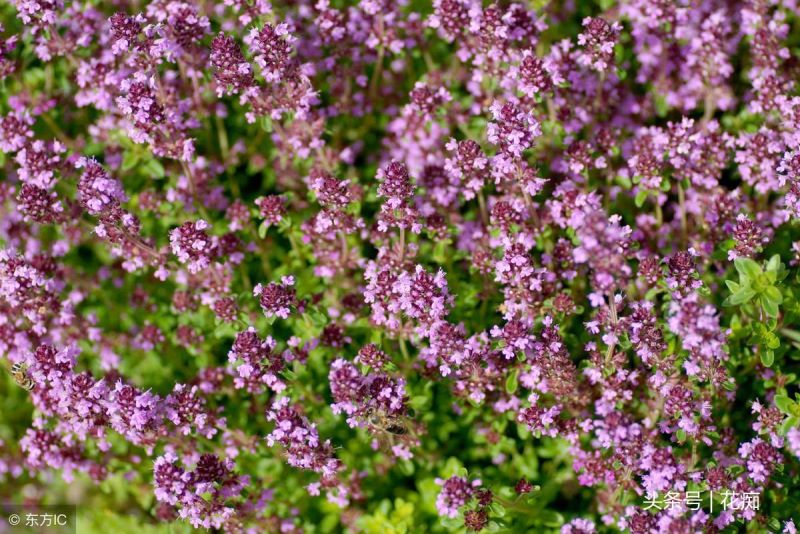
[399, 336, 410, 361]
[493, 495, 534, 514]
[701, 91, 716, 129]
[546, 96, 556, 124]
[477, 190, 489, 227]
[399, 227, 405, 263]
[250, 221, 273, 277]
[180, 160, 211, 221]
[677, 181, 687, 248]
[216, 114, 230, 163]
[368, 18, 385, 104]
[594, 71, 607, 110]
[604, 292, 618, 369]
[40, 113, 78, 151]
[655, 200, 663, 227]
[340, 231, 349, 268]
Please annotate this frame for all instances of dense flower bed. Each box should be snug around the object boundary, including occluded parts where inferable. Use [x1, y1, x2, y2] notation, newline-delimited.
[1, 0, 800, 532]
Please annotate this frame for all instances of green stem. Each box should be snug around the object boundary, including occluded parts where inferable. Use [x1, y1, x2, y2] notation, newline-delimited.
[677, 181, 687, 248]
[477, 190, 489, 227]
[399, 336, 410, 361]
[605, 292, 618, 369]
[368, 18, 386, 104]
[493, 495, 533, 514]
[180, 160, 211, 221]
[399, 227, 405, 263]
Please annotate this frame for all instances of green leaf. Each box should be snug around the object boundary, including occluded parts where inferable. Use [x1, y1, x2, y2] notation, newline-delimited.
[537, 510, 564, 527]
[764, 285, 783, 305]
[780, 416, 799, 435]
[761, 297, 780, 318]
[440, 517, 463, 530]
[767, 334, 781, 350]
[278, 216, 292, 232]
[143, 158, 165, 178]
[634, 190, 648, 208]
[725, 280, 740, 292]
[725, 288, 756, 306]
[615, 175, 632, 189]
[505, 368, 519, 395]
[432, 239, 450, 264]
[654, 93, 669, 117]
[489, 502, 506, 517]
[409, 395, 429, 410]
[780, 328, 800, 343]
[761, 350, 774, 367]
[775, 394, 795, 415]
[121, 151, 141, 172]
[734, 257, 761, 280]
[308, 308, 328, 326]
[766, 254, 781, 273]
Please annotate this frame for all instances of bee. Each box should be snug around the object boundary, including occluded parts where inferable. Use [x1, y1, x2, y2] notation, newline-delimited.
[367, 411, 408, 436]
[10, 362, 35, 391]
[385, 423, 408, 436]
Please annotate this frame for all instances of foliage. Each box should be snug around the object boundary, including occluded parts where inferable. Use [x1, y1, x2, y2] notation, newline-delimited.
[1, 0, 800, 533]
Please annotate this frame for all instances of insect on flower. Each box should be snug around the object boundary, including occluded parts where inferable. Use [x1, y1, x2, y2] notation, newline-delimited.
[9, 362, 35, 391]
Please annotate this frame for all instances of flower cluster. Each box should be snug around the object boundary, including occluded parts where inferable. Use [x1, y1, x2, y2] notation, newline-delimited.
[2, 0, 800, 532]
[169, 220, 213, 273]
[328, 357, 407, 432]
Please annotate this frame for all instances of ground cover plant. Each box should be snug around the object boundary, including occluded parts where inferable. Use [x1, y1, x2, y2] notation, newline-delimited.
[1, 0, 800, 532]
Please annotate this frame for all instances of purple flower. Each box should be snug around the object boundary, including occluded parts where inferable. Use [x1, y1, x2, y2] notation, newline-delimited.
[517, 51, 554, 96]
[16, 184, 63, 223]
[108, 12, 143, 54]
[309, 168, 354, 208]
[328, 358, 407, 429]
[435, 476, 479, 518]
[76, 158, 126, 216]
[739, 438, 781, 484]
[228, 327, 283, 393]
[576, 17, 621, 72]
[0, 111, 34, 153]
[487, 101, 541, 160]
[561, 518, 596, 534]
[210, 33, 254, 96]
[266, 397, 344, 499]
[354, 344, 389, 371]
[245, 23, 297, 83]
[255, 195, 286, 226]
[392, 265, 452, 328]
[10, 0, 61, 27]
[15, 140, 64, 188]
[254, 276, 296, 319]
[377, 160, 414, 210]
[787, 427, 800, 460]
[169, 220, 213, 273]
